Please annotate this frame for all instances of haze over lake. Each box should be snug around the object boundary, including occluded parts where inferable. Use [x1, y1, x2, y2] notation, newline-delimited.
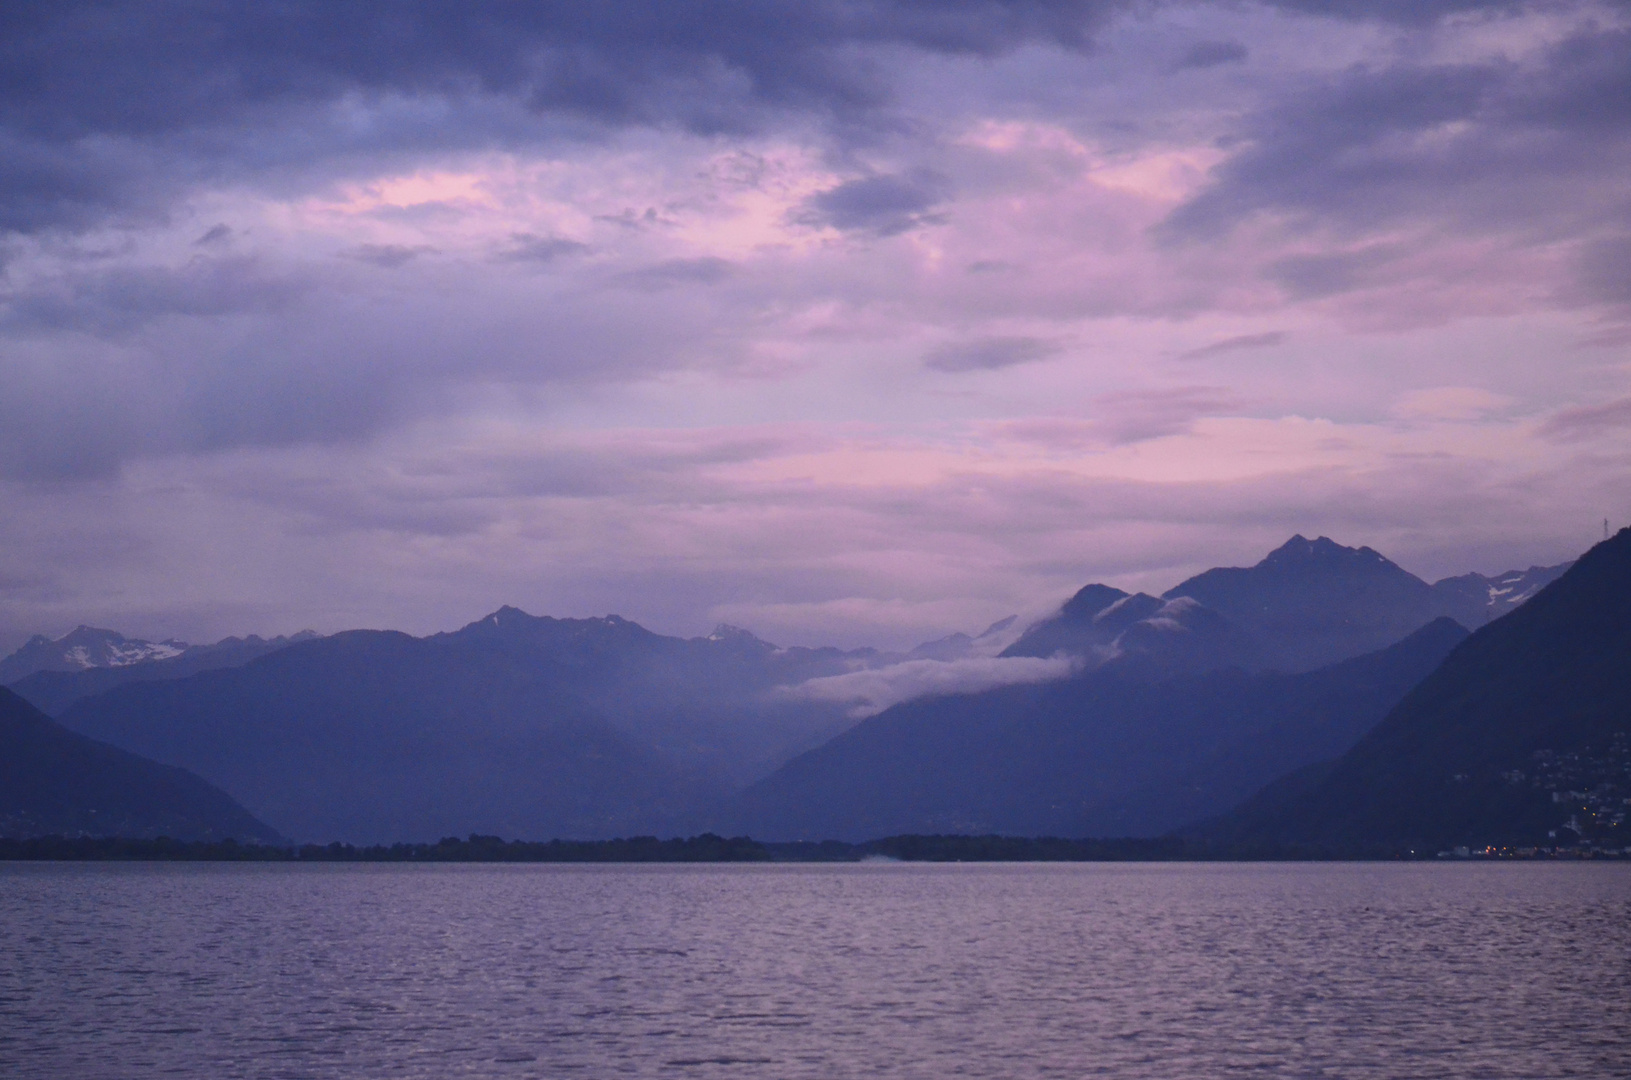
[4, 862, 1627, 1079]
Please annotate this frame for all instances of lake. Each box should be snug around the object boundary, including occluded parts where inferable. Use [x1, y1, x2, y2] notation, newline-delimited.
[2, 862, 1627, 1078]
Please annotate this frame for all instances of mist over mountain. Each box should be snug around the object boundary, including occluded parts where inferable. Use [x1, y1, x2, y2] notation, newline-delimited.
[723, 618, 1468, 841]
[1210, 530, 1631, 852]
[0, 687, 280, 843]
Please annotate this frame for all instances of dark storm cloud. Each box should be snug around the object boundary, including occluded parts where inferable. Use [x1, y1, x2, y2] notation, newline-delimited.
[1163, 23, 1631, 257]
[0, 0, 1122, 237]
[925, 336, 1058, 372]
[795, 171, 951, 236]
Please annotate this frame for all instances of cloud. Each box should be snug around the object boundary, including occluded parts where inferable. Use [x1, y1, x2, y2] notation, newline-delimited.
[1538, 397, 1631, 442]
[784, 654, 1076, 716]
[1260, 0, 1531, 23]
[1175, 331, 1285, 360]
[0, 2, 1122, 238]
[1391, 386, 1510, 421]
[194, 224, 233, 247]
[1571, 235, 1631, 309]
[925, 335, 1059, 372]
[794, 171, 950, 235]
[614, 256, 737, 289]
[344, 244, 436, 268]
[2, 404, 1624, 653]
[1093, 387, 1246, 444]
[0, 255, 306, 336]
[1, 1, 1628, 656]
[1175, 40, 1247, 70]
[1164, 22, 1631, 252]
[493, 232, 589, 263]
[992, 387, 1249, 449]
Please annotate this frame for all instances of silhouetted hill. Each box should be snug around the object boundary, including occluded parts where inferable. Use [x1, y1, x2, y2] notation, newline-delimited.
[723, 617, 1468, 840]
[0, 687, 280, 842]
[1211, 529, 1631, 851]
[8, 631, 320, 715]
[54, 610, 884, 842]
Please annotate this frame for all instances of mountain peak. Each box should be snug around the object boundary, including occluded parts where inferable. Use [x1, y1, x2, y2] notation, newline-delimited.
[485, 605, 534, 624]
[1059, 583, 1130, 621]
[60, 625, 133, 644]
[0, 625, 192, 682]
[1260, 535, 1391, 569]
[977, 615, 1018, 638]
[708, 623, 768, 645]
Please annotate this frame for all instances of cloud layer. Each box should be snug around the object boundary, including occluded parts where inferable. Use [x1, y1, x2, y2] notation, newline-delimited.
[786, 655, 1078, 717]
[1, 1, 1627, 651]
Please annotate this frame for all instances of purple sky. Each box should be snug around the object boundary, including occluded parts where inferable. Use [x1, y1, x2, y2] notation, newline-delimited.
[2, 1, 1628, 652]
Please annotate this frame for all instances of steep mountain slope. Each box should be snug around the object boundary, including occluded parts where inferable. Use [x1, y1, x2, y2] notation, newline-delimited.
[0, 687, 280, 842]
[724, 617, 1468, 841]
[1213, 529, 1631, 851]
[8, 631, 319, 715]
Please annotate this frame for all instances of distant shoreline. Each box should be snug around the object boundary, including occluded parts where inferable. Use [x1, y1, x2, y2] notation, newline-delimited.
[3, 834, 1625, 863]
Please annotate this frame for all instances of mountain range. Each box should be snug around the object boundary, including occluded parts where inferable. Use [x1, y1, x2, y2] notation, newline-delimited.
[42, 611, 897, 842]
[2, 536, 1585, 846]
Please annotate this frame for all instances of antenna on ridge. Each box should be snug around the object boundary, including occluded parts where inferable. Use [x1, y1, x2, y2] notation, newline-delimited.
[1607, 518, 1612, 541]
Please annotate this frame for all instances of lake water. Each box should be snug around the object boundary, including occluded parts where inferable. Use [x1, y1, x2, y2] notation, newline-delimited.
[1, 862, 1627, 1079]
